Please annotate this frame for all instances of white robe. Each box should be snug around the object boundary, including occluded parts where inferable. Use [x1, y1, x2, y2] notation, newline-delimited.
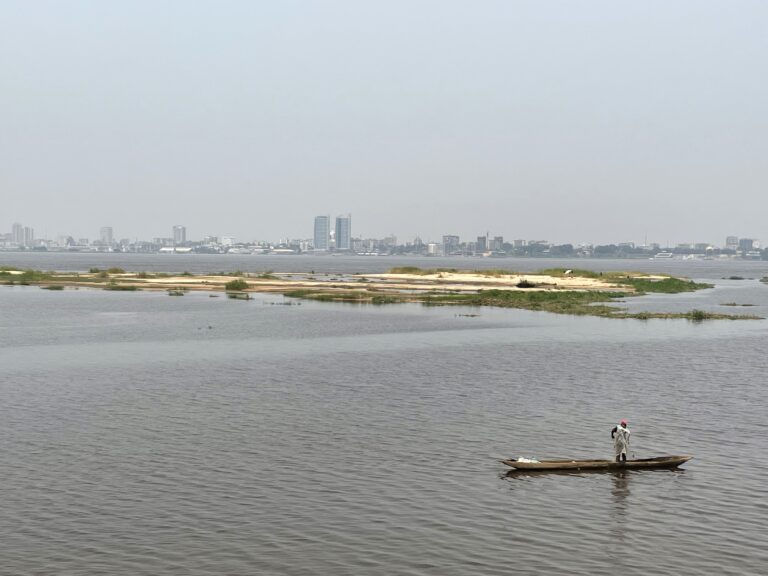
[613, 425, 631, 458]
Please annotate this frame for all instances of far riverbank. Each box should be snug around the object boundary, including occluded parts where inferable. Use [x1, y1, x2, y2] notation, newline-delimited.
[2, 252, 768, 281]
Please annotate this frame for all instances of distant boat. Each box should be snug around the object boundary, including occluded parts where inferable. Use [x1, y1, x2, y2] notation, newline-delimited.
[501, 455, 692, 472]
[652, 252, 675, 259]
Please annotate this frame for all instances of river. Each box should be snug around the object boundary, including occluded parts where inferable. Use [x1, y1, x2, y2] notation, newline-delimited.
[1, 255, 766, 574]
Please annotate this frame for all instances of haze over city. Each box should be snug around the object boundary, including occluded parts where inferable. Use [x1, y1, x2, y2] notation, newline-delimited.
[2, 1, 766, 245]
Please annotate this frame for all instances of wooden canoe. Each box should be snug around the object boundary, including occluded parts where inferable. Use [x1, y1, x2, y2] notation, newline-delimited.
[501, 455, 693, 471]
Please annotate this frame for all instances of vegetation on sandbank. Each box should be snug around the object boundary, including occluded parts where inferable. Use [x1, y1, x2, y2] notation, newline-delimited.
[225, 278, 249, 291]
[2, 265, 761, 320]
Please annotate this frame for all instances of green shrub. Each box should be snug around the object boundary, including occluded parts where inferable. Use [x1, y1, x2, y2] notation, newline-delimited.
[689, 309, 707, 322]
[103, 283, 140, 291]
[225, 279, 248, 291]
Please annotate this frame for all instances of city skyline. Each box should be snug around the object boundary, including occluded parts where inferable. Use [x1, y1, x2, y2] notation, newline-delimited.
[1, 216, 762, 255]
[2, 211, 766, 251]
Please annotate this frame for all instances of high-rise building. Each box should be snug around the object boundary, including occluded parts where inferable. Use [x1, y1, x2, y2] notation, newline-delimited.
[314, 215, 330, 251]
[173, 225, 187, 245]
[23, 227, 34, 247]
[725, 236, 739, 250]
[100, 226, 114, 245]
[442, 235, 460, 255]
[12, 222, 24, 245]
[335, 214, 351, 251]
[476, 235, 487, 253]
[738, 238, 756, 252]
[491, 236, 504, 251]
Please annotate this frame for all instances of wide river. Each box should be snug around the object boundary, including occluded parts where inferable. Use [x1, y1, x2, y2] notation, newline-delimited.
[1, 255, 767, 575]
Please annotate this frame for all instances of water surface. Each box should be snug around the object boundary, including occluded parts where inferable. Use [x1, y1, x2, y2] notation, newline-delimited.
[1, 285, 766, 575]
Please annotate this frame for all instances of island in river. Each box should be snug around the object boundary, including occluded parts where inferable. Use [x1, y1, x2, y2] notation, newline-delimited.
[1, 265, 763, 321]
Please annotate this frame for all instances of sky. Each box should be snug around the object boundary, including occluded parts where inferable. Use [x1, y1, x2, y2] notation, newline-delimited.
[1, 0, 766, 246]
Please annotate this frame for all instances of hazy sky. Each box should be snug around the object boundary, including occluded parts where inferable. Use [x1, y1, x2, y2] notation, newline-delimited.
[2, 1, 766, 245]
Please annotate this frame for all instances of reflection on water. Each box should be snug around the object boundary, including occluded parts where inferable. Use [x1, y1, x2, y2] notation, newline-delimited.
[611, 470, 631, 534]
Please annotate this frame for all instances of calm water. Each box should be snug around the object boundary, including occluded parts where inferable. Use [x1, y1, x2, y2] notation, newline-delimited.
[1, 260, 767, 575]
[2, 251, 768, 280]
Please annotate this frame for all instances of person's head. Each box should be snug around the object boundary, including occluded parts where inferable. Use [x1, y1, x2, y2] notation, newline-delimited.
[620, 419, 628, 428]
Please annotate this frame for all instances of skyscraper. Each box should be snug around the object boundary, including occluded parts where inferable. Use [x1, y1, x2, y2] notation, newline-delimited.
[100, 226, 113, 245]
[314, 215, 330, 251]
[173, 225, 187, 245]
[442, 235, 460, 255]
[12, 222, 23, 245]
[335, 214, 351, 251]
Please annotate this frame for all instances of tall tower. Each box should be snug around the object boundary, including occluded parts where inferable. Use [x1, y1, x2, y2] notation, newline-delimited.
[12, 222, 23, 245]
[173, 225, 187, 245]
[335, 214, 351, 251]
[314, 215, 330, 251]
[100, 226, 114, 245]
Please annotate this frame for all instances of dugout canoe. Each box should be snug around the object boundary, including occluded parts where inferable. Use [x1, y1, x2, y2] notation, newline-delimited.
[501, 455, 693, 471]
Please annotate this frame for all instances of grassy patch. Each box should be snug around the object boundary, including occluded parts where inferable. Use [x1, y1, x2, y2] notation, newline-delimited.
[225, 279, 249, 291]
[284, 289, 399, 304]
[388, 266, 458, 275]
[283, 286, 761, 320]
[421, 289, 626, 316]
[616, 277, 712, 293]
[103, 283, 141, 291]
[536, 268, 603, 279]
[227, 292, 251, 300]
[4, 270, 54, 285]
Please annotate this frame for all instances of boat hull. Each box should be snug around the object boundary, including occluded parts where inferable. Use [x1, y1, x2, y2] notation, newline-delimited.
[501, 455, 693, 471]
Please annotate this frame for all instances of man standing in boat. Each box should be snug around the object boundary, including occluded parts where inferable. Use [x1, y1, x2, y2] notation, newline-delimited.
[611, 420, 631, 462]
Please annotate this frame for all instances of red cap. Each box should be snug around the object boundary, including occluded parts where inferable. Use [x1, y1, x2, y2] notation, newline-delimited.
[620, 419, 628, 425]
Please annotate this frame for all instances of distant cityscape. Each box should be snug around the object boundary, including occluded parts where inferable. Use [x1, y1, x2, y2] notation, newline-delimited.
[2, 217, 766, 260]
